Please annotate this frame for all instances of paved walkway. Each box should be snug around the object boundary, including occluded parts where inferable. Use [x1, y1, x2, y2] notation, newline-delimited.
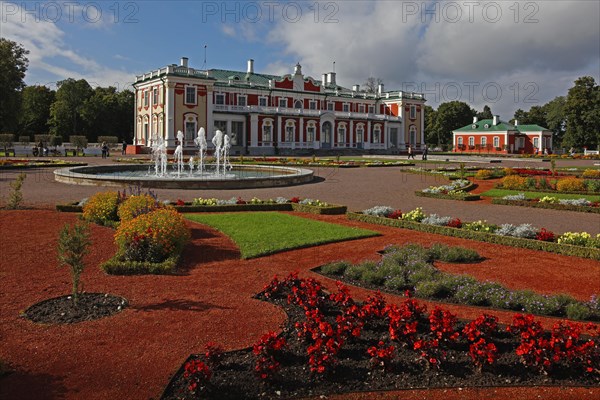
[1, 155, 599, 234]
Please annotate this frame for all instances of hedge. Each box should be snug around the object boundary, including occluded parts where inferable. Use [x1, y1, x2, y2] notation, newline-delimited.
[291, 203, 347, 215]
[101, 253, 180, 275]
[495, 185, 598, 196]
[346, 212, 600, 260]
[56, 203, 83, 212]
[173, 203, 293, 212]
[491, 198, 600, 214]
[415, 191, 481, 201]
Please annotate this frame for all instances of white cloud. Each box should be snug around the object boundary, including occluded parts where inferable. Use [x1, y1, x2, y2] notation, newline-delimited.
[264, 0, 600, 117]
[2, 4, 135, 89]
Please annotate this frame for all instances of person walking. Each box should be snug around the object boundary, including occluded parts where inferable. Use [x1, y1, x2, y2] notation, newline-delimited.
[407, 145, 415, 160]
[122, 139, 127, 155]
[422, 144, 428, 160]
[101, 142, 108, 159]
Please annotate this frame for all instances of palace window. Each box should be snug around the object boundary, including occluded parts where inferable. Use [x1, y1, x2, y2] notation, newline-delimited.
[342, 103, 350, 112]
[215, 93, 225, 105]
[294, 100, 303, 109]
[481, 137, 487, 147]
[327, 102, 334, 111]
[259, 97, 267, 107]
[410, 105, 416, 119]
[285, 124, 295, 142]
[458, 137, 464, 145]
[214, 120, 227, 134]
[231, 121, 243, 145]
[307, 126, 315, 142]
[185, 86, 196, 105]
[143, 90, 149, 107]
[337, 125, 346, 143]
[262, 124, 272, 142]
[153, 87, 158, 105]
[468, 137, 475, 146]
[185, 121, 196, 141]
[358, 104, 365, 113]
[409, 125, 417, 145]
[372, 126, 381, 143]
[368, 105, 375, 114]
[279, 98, 288, 108]
[533, 137, 539, 149]
[493, 136, 499, 147]
[309, 100, 317, 110]
[356, 126, 364, 143]
[237, 95, 247, 107]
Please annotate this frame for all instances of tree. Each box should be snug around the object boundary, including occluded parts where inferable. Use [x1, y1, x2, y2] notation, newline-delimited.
[49, 79, 93, 140]
[19, 85, 55, 135]
[477, 105, 493, 120]
[0, 39, 29, 132]
[363, 77, 383, 94]
[431, 101, 474, 146]
[57, 222, 91, 307]
[80, 87, 134, 142]
[563, 76, 600, 148]
[543, 96, 566, 146]
[423, 105, 437, 145]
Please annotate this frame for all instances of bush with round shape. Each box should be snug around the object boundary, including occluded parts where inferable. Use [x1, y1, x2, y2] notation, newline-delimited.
[114, 208, 190, 263]
[500, 175, 527, 190]
[582, 169, 600, 179]
[556, 177, 586, 192]
[474, 169, 493, 180]
[118, 194, 161, 223]
[82, 191, 120, 225]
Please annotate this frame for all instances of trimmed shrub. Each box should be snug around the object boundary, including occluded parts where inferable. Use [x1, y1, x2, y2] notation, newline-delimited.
[585, 179, 600, 192]
[321, 261, 350, 276]
[430, 243, 481, 263]
[114, 208, 190, 263]
[566, 302, 592, 321]
[82, 191, 120, 225]
[384, 276, 410, 291]
[344, 263, 370, 281]
[118, 194, 161, 223]
[582, 169, 600, 179]
[500, 175, 527, 190]
[474, 169, 493, 180]
[556, 177, 586, 192]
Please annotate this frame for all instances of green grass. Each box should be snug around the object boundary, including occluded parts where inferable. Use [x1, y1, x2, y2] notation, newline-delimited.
[185, 212, 380, 259]
[481, 189, 600, 202]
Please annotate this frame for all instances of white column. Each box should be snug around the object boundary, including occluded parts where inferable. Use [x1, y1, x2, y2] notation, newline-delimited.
[420, 104, 425, 145]
[165, 82, 176, 147]
[349, 120, 354, 148]
[206, 88, 214, 142]
[299, 118, 304, 148]
[365, 121, 371, 150]
[250, 114, 259, 147]
[277, 116, 282, 146]
[226, 120, 232, 136]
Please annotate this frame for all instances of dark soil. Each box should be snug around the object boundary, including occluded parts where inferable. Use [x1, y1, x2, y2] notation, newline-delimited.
[161, 292, 599, 400]
[23, 293, 128, 324]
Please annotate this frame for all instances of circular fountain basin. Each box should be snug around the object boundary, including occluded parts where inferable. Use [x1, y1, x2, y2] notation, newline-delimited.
[54, 164, 314, 189]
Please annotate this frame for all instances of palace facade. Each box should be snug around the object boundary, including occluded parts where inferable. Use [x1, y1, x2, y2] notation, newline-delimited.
[133, 58, 426, 155]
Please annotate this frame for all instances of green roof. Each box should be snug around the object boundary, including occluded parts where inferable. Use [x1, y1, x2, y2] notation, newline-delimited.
[516, 124, 549, 132]
[207, 68, 278, 86]
[453, 119, 516, 132]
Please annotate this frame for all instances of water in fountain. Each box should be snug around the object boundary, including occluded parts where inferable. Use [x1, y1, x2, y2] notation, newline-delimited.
[188, 156, 195, 176]
[173, 130, 185, 177]
[223, 133, 231, 175]
[150, 133, 168, 176]
[194, 127, 207, 174]
[212, 130, 224, 176]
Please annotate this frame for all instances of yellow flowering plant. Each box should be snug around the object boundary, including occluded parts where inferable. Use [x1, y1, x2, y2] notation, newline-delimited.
[82, 191, 120, 225]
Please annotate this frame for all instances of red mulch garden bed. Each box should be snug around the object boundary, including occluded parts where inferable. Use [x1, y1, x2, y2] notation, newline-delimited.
[0, 210, 598, 400]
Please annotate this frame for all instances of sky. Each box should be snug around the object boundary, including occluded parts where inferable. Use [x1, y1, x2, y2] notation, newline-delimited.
[1, 0, 599, 118]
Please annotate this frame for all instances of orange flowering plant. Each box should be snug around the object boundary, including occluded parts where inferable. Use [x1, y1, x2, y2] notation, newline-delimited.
[114, 208, 190, 263]
[82, 191, 120, 225]
[117, 194, 162, 223]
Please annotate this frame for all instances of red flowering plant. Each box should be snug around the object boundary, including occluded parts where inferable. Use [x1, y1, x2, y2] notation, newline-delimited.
[236, 196, 247, 204]
[387, 210, 403, 220]
[183, 359, 212, 394]
[447, 217, 463, 229]
[468, 338, 498, 373]
[385, 294, 426, 346]
[462, 314, 499, 342]
[536, 228, 556, 242]
[176, 199, 185, 206]
[508, 314, 556, 374]
[413, 337, 446, 370]
[290, 196, 301, 203]
[204, 342, 225, 368]
[429, 307, 459, 343]
[307, 334, 344, 376]
[361, 292, 387, 320]
[262, 272, 301, 300]
[367, 340, 396, 371]
[253, 332, 287, 381]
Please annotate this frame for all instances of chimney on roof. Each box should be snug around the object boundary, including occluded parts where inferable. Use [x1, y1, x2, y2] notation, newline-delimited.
[493, 115, 499, 126]
[322, 74, 327, 87]
[247, 59, 254, 74]
[328, 72, 336, 86]
[353, 84, 360, 92]
[473, 116, 478, 124]
[378, 83, 384, 95]
[180, 57, 188, 67]
[514, 119, 518, 126]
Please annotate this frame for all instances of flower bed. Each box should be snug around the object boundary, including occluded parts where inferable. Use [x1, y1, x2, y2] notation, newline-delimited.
[161, 273, 600, 399]
[0, 159, 86, 170]
[317, 243, 599, 321]
[492, 198, 600, 214]
[346, 212, 600, 260]
[290, 203, 347, 215]
[417, 179, 481, 201]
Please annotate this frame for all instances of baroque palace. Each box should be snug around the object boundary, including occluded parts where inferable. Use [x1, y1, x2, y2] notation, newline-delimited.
[133, 57, 426, 155]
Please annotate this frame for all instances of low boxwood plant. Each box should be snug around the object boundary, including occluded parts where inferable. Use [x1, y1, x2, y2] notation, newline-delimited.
[318, 243, 599, 321]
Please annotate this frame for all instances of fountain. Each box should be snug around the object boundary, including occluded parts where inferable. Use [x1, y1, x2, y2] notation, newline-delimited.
[54, 127, 314, 189]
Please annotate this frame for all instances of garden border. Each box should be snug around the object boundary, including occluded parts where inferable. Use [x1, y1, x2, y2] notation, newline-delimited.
[100, 252, 181, 275]
[491, 199, 600, 214]
[291, 203, 347, 215]
[346, 212, 600, 260]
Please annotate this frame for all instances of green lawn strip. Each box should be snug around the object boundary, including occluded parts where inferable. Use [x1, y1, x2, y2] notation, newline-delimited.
[481, 189, 600, 202]
[185, 212, 380, 259]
